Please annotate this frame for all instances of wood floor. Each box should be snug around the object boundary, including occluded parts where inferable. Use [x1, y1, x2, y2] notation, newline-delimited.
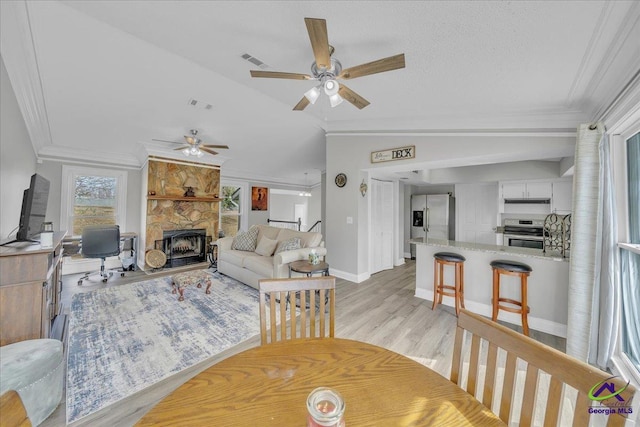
[43, 260, 565, 427]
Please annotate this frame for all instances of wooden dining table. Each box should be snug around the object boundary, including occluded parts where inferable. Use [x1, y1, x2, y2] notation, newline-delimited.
[136, 338, 505, 426]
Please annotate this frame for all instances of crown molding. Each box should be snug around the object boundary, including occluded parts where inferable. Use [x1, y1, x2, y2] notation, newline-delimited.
[580, 1, 640, 120]
[326, 129, 577, 138]
[37, 145, 141, 169]
[0, 1, 53, 154]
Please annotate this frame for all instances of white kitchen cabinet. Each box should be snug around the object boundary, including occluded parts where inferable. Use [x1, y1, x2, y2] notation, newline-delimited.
[455, 183, 499, 245]
[552, 180, 573, 214]
[502, 182, 552, 199]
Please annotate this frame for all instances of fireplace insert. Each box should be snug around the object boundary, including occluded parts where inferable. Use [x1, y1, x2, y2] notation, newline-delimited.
[161, 229, 206, 268]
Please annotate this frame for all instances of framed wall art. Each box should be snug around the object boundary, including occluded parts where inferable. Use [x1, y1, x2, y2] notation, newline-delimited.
[251, 186, 268, 211]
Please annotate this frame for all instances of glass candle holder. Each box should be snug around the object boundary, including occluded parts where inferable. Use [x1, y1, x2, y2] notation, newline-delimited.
[307, 387, 345, 427]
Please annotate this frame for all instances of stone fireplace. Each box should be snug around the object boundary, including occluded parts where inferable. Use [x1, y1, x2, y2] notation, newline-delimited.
[143, 157, 220, 268]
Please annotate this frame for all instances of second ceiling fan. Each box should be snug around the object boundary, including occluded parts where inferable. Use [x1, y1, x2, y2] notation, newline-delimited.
[250, 17, 405, 111]
[153, 129, 229, 158]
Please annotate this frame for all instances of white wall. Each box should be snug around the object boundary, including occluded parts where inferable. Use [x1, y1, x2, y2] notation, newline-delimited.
[0, 56, 37, 239]
[326, 133, 576, 281]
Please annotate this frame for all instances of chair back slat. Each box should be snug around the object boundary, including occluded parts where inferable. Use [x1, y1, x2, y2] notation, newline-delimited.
[483, 343, 498, 410]
[259, 276, 336, 345]
[450, 326, 464, 385]
[467, 334, 481, 395]
[0, 390, 31, 427]
[499, 352, 517, 423]
[309, 290, 316, 338]
[299, 291, 307, 338]
[519, 364, 538, 427]
[572, 392, 590, 427]
[451, 309, 636, 427]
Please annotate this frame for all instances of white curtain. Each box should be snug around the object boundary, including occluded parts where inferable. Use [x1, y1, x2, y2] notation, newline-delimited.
[566, 123, 619, 368]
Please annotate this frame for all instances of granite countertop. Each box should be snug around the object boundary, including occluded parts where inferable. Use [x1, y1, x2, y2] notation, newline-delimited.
[409, 238, 569, 262]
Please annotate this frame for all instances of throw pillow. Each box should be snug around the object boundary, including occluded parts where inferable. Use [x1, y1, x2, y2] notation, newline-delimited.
[274, 237, 302, 254]
[232, 226, 259, 251]
[255, 236, 278, 257]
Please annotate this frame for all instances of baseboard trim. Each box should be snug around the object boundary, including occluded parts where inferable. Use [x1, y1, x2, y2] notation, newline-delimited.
[414, 289, 567, 338]
[329, 267, 369, 284]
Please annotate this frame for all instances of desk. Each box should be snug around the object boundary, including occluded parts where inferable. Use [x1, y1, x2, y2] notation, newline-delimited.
[62, 232, 138, 271]
[136, 338, 504, 426]
[0, 231, 66, 346]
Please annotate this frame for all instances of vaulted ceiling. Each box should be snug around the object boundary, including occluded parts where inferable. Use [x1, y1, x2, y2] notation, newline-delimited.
[1, 1, 639, 186]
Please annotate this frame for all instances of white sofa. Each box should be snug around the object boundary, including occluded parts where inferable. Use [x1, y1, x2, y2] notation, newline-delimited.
[217, 224, 327, 289]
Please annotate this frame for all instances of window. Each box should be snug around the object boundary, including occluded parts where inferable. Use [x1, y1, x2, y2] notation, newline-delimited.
[219, 179, 248, 238]
[61, 166, 127, 235]
[611, 110, 640, 388]
[620, 132, 640, 374]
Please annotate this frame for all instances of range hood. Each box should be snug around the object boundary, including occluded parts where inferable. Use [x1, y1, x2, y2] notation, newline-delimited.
[504, 198, 551, 204]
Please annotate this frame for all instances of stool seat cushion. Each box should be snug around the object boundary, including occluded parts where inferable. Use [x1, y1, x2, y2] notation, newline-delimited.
[490, 260, 532, 273]
[0, 339, 63, 426]
[172, 270, 211, 287]
[434, 252, 466, 262]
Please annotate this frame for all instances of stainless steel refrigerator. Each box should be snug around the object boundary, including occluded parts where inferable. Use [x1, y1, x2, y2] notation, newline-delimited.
[410, 194, 455, 258]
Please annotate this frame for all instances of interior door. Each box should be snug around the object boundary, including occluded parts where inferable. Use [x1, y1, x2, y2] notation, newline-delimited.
[371, 179, 394, 274]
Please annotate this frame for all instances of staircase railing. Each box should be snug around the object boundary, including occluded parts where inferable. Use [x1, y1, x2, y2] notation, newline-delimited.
[267, 218, 322, 233]
[267, 218, 301, 230]
[307, 220, 321, 233]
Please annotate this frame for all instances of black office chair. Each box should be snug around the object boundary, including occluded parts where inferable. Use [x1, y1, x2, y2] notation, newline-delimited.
[78, 225, 124, 285]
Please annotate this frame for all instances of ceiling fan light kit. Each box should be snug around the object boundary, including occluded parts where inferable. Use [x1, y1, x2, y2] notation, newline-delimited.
[249, 17, 405, 111]
[329, 93, 344, 108]
[304, 85, 321, 104]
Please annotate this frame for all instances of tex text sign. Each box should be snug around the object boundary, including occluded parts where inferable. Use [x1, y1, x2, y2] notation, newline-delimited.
[371, 146, 415, 163]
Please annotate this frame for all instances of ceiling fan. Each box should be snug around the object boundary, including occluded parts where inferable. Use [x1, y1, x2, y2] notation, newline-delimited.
[250, 17, 405, 111]
[153, 129, 229, 158]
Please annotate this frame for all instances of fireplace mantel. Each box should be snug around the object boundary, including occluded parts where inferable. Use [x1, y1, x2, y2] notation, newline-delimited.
[148, 195, 221, 202]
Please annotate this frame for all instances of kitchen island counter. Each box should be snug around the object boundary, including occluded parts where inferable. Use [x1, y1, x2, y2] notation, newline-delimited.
[410, 238, 569, 262]
[410, 238, 569, 337]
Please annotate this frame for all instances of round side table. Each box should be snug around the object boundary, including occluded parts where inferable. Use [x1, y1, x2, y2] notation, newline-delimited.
[288, 260, 329, 277]
[288, 260, 330, 311]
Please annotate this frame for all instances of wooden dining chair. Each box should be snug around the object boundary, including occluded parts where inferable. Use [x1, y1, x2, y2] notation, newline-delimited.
[0, 390, 32, 427]
[258, 276, 336, 345]
[451, 309, 635, 427]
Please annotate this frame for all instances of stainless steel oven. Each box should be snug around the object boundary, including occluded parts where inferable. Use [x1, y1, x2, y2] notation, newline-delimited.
[502, 218, 544, 251]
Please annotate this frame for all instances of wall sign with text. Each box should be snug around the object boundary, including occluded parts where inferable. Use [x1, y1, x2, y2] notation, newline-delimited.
[371, 146, 415, 163]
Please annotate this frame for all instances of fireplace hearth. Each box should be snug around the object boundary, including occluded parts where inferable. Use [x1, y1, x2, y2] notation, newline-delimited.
[161, 229, 206, 268]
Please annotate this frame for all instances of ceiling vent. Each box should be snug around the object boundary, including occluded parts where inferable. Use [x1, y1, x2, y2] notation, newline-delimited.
[187, 98, 213, 110]
[241, 53, 269, 69]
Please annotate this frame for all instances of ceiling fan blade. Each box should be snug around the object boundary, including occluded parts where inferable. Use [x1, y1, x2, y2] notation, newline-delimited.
[200, 147, 218, 156]
[250, 70, 312, 80]
[293, 96, 310, 111]
[304, 18, 331, 70]
[173, 146, 187, 151]
[338, 84, 370, 109]
[338, 53, 406, 80]
[202, 144, 229, 149]
[152, 138, 180, 144]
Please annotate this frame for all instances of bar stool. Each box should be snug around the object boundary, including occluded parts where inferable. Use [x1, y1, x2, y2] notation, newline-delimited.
[432, 252, 466, 316]
[490, 260, 532, 336]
